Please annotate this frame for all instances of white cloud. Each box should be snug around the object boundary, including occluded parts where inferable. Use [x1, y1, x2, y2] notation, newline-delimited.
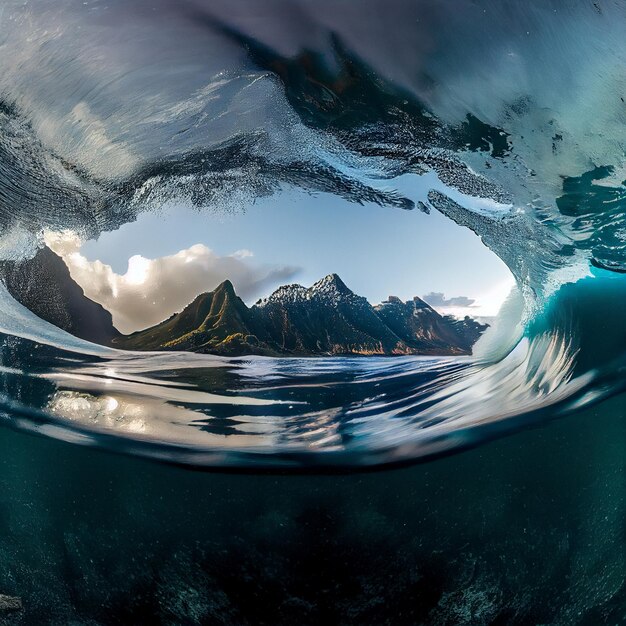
[426, 278, 516, 319]
[44, 231, 300, 334]
[422, 292, 477, 309]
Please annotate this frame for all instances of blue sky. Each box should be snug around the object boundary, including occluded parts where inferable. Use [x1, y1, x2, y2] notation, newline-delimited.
[67, 180, 513, 333]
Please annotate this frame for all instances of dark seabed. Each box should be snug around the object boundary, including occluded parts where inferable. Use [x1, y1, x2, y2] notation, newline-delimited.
[1, 392, 625, 625]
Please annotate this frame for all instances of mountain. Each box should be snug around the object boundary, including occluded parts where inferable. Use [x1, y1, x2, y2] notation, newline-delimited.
[116, 280, 273, 355]
[0, 247, 120, 346]
[373, 296, 484, 354]
[252, 274, 412, 355]
[444, 314, 491, 350]
[0, 248, 488, 356]
[115, 273, 488, 356]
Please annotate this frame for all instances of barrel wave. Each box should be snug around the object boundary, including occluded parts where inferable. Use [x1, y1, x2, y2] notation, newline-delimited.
[0, 0, 625, 471]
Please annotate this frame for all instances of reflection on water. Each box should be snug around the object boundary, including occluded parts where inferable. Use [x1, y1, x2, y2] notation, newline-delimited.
[0, 323, 594, 469]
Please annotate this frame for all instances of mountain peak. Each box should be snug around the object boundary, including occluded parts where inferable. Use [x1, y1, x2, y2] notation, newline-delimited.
[190, 280, 236, 307]
[311, 273, 352, 295]
[214, 279, 235, 294]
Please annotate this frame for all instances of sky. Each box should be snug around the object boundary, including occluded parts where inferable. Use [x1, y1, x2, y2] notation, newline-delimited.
[47, 179, 514, 334]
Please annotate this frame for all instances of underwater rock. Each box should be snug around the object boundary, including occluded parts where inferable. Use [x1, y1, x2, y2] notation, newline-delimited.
[0, 595, 22, 613]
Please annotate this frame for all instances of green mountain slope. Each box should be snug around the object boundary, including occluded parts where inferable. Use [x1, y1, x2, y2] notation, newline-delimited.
[115, 274, 487, 357]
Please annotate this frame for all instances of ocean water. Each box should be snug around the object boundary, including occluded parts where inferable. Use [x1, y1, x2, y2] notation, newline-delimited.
[1, 395, 626, 623]
[0, 0, 625, 622]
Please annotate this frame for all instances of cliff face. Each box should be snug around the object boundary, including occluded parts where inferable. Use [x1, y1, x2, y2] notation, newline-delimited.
[0, 247, 120, 346]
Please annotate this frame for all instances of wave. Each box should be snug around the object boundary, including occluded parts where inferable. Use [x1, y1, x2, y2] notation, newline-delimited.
[0, 0, 624, 469]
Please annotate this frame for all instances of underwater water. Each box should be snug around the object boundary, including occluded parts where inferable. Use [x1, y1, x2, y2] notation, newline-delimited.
[0, 0, 625, 622]
[2, 396, 626, 624]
